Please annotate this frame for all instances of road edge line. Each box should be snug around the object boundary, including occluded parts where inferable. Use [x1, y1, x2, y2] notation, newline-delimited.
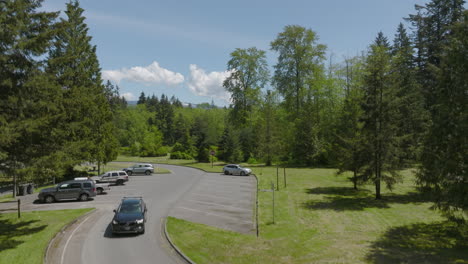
[44, 208, 97, 264]
[162, 217, 196, 264]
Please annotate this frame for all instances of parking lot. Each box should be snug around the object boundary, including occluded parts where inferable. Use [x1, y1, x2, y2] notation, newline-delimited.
[169, 172, 256, 234]
[0, 164, 256, 264]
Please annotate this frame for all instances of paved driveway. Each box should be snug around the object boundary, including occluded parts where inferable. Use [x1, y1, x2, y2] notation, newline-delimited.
[169, 172, 256, 234]
[0, 164, 257, 263]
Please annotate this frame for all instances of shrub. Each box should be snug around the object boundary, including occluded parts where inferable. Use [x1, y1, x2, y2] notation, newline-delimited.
[170, 151, 193, 160]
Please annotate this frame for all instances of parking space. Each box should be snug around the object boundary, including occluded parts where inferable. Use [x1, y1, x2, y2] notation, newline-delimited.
[169, 173, 256, 234]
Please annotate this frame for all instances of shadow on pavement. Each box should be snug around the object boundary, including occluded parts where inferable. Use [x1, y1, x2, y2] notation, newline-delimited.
[103, 223, 139, 239]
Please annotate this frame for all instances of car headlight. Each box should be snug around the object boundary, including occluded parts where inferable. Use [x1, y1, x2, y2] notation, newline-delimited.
[112, 220, 118, 224]
[136, 219, 144, 224]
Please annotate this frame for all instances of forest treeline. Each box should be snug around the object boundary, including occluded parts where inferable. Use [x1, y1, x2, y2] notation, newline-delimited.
[0, 0, 466, 220]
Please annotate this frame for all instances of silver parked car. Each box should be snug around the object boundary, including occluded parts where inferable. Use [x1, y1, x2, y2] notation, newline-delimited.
[223, 164, 252, 176]
[38, 179, 97, 203]
[123, 163, 154, 175]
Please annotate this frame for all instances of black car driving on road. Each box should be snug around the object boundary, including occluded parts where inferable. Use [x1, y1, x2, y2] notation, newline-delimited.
[112, 197, 147, 234]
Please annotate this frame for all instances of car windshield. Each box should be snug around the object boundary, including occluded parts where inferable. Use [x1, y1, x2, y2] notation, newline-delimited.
[119, 201, 142, 214]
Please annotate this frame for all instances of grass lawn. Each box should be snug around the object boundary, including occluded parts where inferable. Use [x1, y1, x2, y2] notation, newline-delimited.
[0, 208, 93, 264]
[166, 167, 468, 264]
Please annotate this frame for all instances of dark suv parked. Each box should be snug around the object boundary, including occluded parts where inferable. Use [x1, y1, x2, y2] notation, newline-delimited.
[38, 180, 97, 203]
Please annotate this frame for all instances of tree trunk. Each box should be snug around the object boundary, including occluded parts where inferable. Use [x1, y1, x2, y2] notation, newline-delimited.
[353, 170, 358, 190]
[12, 172, 17, 198]
[375, 169, 381, 199]
[98, 161, 101, 175]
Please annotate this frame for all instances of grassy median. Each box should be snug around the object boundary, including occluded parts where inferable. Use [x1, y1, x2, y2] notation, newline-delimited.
[0, 208, 93, 264]
[166, 167, 468, 264]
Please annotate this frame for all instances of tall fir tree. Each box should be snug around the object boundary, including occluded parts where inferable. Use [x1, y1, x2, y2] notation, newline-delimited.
[417, 10, 468, 222]
[334, 57, 366, 189]
[360, 32, 402, 199]
[47, 0, 118, 173]
[391, 23, 430, 165]
[407, 0, 465, 113]
[0, 0, 59, 196]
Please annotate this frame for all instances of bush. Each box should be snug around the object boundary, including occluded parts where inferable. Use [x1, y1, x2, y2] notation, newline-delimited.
[170, 151, 193, 160]
[247, 156, 258, 164]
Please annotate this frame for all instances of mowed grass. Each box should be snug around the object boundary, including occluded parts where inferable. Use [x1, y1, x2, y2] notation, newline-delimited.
[166, 167, 468, 264]
[0, 208, 93, 264]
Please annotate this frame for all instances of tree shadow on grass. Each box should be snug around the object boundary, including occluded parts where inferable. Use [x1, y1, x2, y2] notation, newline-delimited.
[0, 216, 47, 251]
[306, 187, 371, 196]
[303, 187, 432, 211]
[366, 221, 468, 264]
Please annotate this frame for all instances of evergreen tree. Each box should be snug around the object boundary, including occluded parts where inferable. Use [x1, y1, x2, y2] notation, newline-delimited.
[47, 0, 118, 173]
[137, 91, 146, 105]
[259, 90, 280, 166]
[156, 94, 175, 145]
[0, 0, 59, 196]
[360, 32, 401, 199]
[417, 11, 468, 221]
[407, 0, 465, 113]
[391, 23, 429, 165]
[334, 57, 366, 189]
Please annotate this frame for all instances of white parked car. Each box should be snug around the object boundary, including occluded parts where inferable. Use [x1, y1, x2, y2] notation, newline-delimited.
[223, 164, 252, 176]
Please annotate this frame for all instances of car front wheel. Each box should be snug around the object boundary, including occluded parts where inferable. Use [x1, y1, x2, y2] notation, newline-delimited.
[44, 195, 54, 203]
[97, 188, 103, 195]
[145, 170, 151, 175]
[240, 171, 245, 176]
[79, 193, 88, 201]
[127, 171, 133, 176]
[224, 170, 229, 175]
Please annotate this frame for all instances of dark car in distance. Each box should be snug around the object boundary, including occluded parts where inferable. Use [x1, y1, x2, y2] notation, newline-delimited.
[112, 197, 147, 235]
[38, 179, 97, 203]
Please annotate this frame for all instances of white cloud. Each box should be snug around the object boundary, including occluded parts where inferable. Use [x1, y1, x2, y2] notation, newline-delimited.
[121, 92, 136, 101]
[102, 61, 184, 86]
[187, 64, 232, 102]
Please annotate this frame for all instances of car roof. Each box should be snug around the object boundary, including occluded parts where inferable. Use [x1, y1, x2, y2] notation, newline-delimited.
[121, 198, 143, 204]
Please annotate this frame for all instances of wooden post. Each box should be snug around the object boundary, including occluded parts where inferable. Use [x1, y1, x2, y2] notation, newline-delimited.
[17, 199, 21, 218]
[272, 182, 275, 224]
[276, 166, 279, 191]
[284, 167, 287, 188]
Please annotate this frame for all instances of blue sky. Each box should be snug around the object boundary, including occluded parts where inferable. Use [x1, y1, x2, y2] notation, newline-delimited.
[42, 0, 435, 105]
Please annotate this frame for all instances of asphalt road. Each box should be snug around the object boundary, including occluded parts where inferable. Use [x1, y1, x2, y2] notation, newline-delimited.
[48, 164, 206, 264]
[0, 164, 256, 264]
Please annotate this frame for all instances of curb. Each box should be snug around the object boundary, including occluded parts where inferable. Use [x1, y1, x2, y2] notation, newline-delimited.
[44, 208, 97, 264]
[163, 217, 195, 264]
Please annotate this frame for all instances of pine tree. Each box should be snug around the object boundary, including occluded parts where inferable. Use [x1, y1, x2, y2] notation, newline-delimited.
[391, 23, 430, 165]
[47, 0, 118, 172]
[407, 0, 465, 113]
[0, 0, 59, 196]
[360, 32, 402, 199]
[334, 57, 366, 189]
[417, 10, 468, 221]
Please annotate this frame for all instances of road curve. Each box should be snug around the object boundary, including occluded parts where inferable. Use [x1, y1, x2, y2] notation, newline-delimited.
[51, 164, 205, 264]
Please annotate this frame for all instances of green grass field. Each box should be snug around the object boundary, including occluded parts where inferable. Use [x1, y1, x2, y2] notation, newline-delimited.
[167, 167, 468, 264]
[0, 208, 93, 264]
